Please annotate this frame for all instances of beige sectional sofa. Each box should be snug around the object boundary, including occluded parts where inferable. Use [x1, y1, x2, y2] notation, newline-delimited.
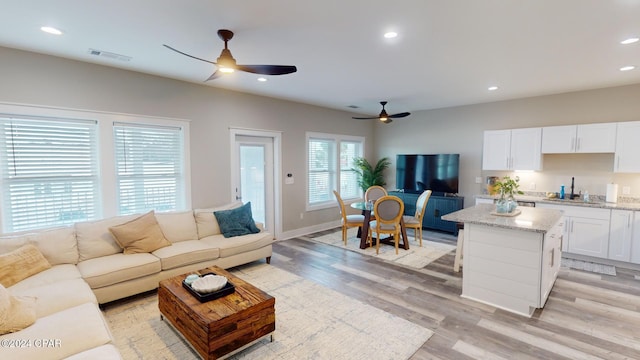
[0, 201, 273, 359]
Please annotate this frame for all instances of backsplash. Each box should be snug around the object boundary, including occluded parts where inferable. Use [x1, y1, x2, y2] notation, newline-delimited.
[480, 153, 640, 203]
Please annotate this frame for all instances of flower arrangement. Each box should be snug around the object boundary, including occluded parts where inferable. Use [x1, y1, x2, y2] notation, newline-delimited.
[494, 175, 524, 199]
[494, 176, 523, 213]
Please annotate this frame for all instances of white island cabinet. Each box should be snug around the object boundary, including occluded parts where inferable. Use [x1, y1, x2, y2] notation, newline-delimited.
[442, 204, 563, 317]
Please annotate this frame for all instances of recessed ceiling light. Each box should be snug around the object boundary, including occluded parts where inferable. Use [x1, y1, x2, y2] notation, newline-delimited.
[40, 26, 63, 35]
[257, 77, 267, 82]
[620, 65, 636, 71]
[620, 37, 639, 45]
[384, 32, 398, 39]
[488, 86, 498, 91]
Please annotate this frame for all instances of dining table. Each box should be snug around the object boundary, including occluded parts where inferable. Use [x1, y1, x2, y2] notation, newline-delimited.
[350, 201, 409, 250]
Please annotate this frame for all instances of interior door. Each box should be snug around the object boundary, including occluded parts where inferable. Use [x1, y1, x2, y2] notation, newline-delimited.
[232, 134, 275, 234]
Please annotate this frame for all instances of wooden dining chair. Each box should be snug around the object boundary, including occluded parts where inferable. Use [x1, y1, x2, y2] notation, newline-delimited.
[333, 190, 365, 245]
[364, 185, 387, 203]
[402, 190, 432, 247]
[367, 195, 404, 254]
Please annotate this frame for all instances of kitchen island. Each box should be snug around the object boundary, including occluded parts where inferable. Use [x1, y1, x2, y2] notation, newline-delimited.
[442, 204, 563, 317]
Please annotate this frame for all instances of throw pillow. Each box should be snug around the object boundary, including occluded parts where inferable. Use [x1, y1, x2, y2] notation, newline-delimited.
[109, 211, 172, 254]
[0, 284, 36, 335]
[213, 202, 261, 238]
[0, 244, 52, 288]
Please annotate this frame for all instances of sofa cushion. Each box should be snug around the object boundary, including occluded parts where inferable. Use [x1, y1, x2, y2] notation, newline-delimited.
[155, 210, 199, 243]
[109, 211, 172, 254]
[0, 226, 78, 265]
[214, 202, 261, 238]
[0, 302, 113, 360]
[7, 264, 82, 294]
[152, 240, 219, 270]
[77, 253, 161, 289]
[0, 284, 36, 335]
[76, 214, 138, 261]
[9, 278, 97, 318]
[194, 201, 242, 239]
[201, 231, 273, 258]
[0, 244, 51, 288]
[65, 344, 122, 360]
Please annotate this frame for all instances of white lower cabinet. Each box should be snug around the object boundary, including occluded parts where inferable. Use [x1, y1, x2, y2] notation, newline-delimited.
[536, 203, 610, 259]
[609, 210, 633, 262]
[631, 212, 640, 264]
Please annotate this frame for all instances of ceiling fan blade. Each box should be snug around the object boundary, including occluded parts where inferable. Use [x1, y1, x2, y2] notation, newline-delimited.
[389, 112, 411, 119]
[163, 44, 217, 65]
[236, 64, 297, 75]
[351, 116, 379, 120]
[206, 70, 222, 81]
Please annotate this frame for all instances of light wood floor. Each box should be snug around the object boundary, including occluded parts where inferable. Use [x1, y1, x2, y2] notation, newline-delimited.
[269, 228, 640, 360]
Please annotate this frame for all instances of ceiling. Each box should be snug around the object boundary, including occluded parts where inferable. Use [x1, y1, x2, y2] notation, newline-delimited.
[1, 1, 640, 117]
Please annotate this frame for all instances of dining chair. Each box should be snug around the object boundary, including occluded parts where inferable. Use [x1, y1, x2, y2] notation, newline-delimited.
[364, 185, 387, 203]
[402, 190, 432, 247]
[367, 195, 404, 254]
[333, 190, 365, 245]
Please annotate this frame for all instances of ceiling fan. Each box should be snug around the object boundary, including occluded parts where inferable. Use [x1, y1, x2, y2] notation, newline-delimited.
[352, 101, 411, 124]
[163, 29, 297, 81]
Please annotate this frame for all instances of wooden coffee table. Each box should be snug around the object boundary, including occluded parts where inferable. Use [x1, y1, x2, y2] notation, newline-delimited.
[158, 266, 275, 359]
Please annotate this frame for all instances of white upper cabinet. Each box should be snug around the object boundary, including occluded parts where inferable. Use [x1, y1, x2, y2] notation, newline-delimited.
[615, 121, 640, 173]
[542, 123, 617, 154]
[482, 128, 542, 171]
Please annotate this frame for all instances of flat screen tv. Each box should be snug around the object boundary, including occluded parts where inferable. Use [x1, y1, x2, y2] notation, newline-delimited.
[396, 154, 460, 195]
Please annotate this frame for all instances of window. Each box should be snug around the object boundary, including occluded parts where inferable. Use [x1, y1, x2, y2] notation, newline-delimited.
[0, 103, 191, 233]
[114, 123, 185, 215]
[306, 132, 364, 210]
[0, 116, 100, 232]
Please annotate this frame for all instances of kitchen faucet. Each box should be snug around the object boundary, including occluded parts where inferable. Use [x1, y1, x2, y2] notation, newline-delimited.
[569, 176, 578, 200]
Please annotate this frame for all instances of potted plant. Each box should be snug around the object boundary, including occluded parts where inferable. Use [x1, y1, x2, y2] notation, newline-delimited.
[494, 175, 524, 213]
[351, 157, 391, 192]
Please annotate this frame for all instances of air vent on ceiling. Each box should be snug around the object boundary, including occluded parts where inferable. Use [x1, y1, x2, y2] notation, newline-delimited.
[87, 48, 132, 62]
[347, 105, 360, 109]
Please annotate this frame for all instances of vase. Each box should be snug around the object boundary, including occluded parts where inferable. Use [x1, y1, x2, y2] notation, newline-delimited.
[495, 197, 509, 213]
[496, 195, 517, 213]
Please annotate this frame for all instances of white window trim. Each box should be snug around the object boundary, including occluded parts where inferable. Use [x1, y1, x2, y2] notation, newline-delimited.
[305, 131, 365, 212]
[0, 102, 191, 231]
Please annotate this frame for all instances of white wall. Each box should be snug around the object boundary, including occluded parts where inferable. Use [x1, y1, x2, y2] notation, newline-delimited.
[374, 84, 640, 204]
[0, 46, 374, 233]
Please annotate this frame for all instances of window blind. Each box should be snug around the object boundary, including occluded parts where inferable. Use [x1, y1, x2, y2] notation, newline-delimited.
[0, 117, 100, 232]
[114, 123, 184, 215]
[308, 137, 335, 205]
[340, 141, 361, 199]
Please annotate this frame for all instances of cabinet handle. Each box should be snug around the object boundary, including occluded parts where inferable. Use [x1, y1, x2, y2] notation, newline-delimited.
[550, 248, 554, 267]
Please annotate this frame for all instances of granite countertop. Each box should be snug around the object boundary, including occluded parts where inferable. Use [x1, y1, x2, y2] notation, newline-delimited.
[442, 204, 563, 233]
[475, 194, 640, 211]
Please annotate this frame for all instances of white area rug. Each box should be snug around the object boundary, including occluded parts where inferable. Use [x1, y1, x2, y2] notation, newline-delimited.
[104, 263, 433, 360]
[309, 227, 456, 269]
[561, 258, 617, 276]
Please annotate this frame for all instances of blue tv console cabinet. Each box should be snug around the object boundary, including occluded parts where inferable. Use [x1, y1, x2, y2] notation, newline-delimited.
[389, 191, 464, 234]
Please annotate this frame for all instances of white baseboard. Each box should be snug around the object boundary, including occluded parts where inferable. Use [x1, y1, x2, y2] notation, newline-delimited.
[277, 220, 340, 241]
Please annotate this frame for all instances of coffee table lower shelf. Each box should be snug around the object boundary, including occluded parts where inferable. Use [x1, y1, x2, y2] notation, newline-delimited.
[158, 266, 276, 360]
[161, 313, 274, 360]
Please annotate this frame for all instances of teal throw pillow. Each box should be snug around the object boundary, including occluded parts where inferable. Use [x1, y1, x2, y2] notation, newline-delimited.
[213, 202, 261, 238]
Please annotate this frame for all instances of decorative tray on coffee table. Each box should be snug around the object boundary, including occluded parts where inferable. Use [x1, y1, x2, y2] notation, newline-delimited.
[182, 273, 235, 302]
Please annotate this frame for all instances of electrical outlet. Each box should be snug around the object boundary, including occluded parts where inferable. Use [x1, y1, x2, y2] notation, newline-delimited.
[475, 177, 482, 184]
[623, 186, 631, 195]
[300, 212, 304, 220]
[530, 182, 536, 190]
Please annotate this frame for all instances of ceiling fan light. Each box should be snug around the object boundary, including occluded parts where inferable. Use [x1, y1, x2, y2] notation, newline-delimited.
[219, 67, 235, 73]
[379, 117, 388, 121]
